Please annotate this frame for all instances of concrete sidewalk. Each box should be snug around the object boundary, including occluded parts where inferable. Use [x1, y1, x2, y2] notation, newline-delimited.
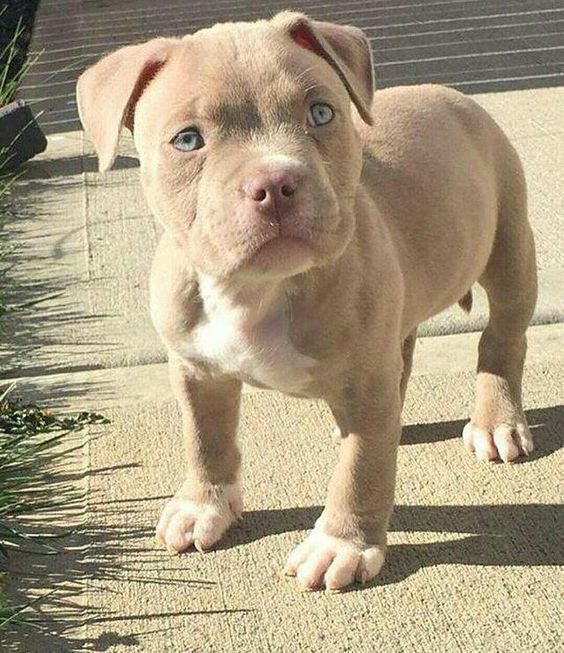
[3, 1, 563, 652]
[4, 331, 564, 652]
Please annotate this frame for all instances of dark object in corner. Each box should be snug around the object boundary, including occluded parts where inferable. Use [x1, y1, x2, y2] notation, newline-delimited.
[0, 99, 46, 171]
[0, 1, 41, 97]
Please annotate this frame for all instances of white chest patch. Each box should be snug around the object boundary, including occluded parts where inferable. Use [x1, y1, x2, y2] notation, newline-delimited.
[178, 276, 316, 393]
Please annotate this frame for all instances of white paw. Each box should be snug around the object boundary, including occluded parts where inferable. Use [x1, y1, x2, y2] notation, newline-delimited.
[463, 420, 533, 463]
[284, 525, 385, 591]
[156, 483, 242, 554]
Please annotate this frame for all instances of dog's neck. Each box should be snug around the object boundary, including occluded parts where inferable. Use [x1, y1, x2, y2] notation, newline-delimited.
[196, 272, 290, 335]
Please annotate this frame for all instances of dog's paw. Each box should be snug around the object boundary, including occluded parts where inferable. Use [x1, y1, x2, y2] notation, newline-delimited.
[156, 483, 242, 554]
[462, 420, 533, 462]
[284, 526, 385, 591]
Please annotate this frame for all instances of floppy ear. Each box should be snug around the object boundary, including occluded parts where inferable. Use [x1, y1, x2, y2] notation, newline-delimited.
[272, 12, 374, 125]
[76, 38, 178, 172]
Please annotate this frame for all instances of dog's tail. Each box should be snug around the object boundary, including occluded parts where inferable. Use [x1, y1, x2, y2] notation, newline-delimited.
[458, 289, 473, 314]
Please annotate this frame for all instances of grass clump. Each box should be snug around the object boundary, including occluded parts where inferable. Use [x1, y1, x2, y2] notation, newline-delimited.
[0, 386, 108, 630]
[0, 3, 109, 633]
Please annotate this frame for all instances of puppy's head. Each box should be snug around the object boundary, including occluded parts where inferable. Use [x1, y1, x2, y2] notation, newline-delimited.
[77, 12, 374, 279]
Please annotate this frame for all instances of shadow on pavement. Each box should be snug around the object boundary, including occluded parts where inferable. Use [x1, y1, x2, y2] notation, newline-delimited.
[22, 154, 139, 180]
[3, 402, 561, 649]
[0, 176, 106, 379]
[401, 405, 563, 462]
[0, 153, 153, 380]
[4, 481, 224, 652]
[225, 498, 562, 569]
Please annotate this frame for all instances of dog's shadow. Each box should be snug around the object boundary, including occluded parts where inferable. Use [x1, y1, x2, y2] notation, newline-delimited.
[222, 405, 563, 586]
[399, 405, 562, 464]
[224, 502, 563, 585]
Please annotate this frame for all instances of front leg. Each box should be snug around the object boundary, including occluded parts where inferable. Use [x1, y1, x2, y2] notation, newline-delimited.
[156, 355, 243, 553]
[285, 361, 402, 590]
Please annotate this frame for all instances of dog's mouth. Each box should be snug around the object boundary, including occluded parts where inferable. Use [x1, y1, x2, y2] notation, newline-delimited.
[242, 234, 315, 276]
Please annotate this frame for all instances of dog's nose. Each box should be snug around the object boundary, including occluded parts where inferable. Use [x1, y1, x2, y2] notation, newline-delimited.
[242, 171, 298, 209]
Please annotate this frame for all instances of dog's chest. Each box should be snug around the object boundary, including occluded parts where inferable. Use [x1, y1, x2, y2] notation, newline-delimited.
[179, 287, 316, 393]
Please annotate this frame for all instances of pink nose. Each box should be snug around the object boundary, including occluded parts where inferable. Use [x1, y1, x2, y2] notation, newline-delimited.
[242, 171, 298, 209]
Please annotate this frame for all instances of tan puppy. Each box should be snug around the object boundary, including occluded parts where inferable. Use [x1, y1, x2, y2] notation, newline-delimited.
[77, 12, 537, 591]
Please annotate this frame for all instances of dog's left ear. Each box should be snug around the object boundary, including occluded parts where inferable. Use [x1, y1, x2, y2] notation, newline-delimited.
[272, 12, 374, 125]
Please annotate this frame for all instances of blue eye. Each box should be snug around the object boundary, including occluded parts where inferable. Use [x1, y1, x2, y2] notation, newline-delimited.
[307, 103, 334, 127]
[172, 128, 204, 152]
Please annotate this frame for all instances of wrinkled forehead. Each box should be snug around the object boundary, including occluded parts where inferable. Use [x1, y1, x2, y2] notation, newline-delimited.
[146, 22, 344, 133]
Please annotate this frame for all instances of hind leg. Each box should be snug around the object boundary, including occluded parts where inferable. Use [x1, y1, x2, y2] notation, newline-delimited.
[464, 200, 537, 462]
